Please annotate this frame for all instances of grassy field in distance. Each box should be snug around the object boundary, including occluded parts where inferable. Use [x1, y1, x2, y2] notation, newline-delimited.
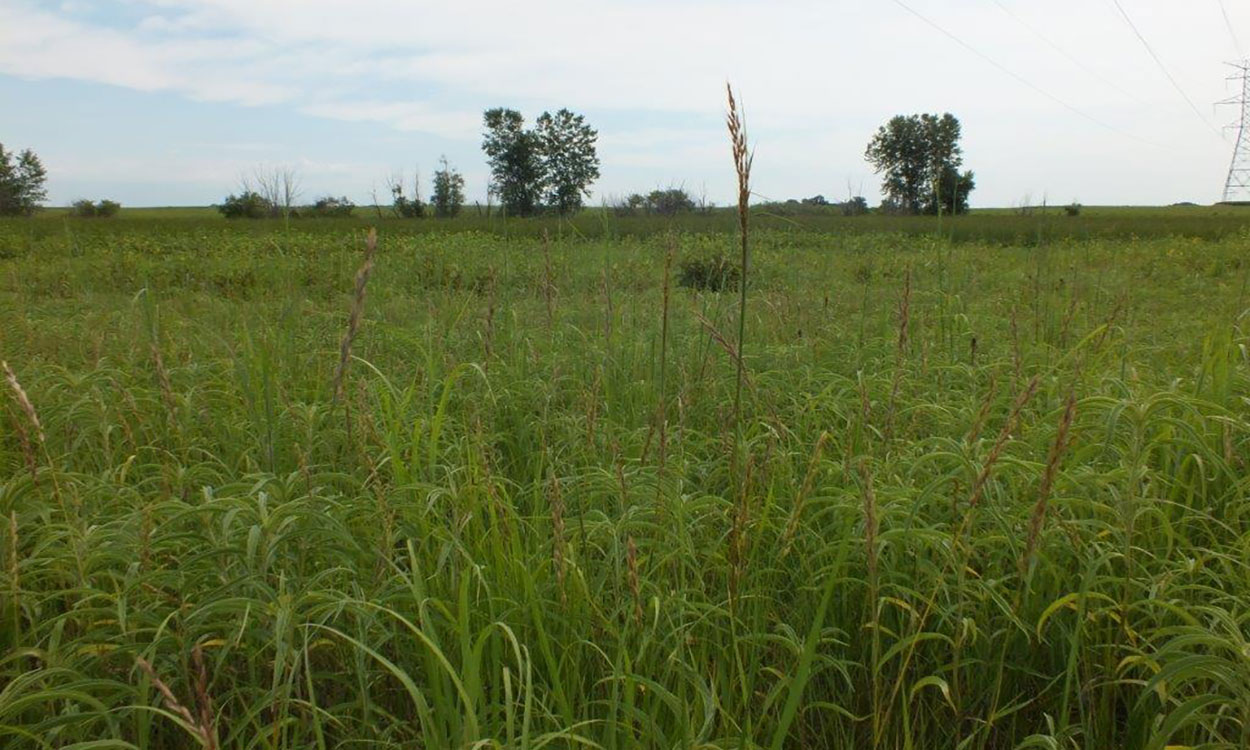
[27, 201, 1250, 243]
[0, 214, 1248, 748]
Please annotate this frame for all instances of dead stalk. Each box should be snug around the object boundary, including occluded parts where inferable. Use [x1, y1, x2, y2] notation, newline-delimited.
[781, 431, 830, 551]
[3, 361, 45, 444]
[968, 375, 1040, 508]
[1020, 391, 1077, 576]
[627, 535, 642, 626]
[136, 654, 218, 750]
[549, 470, 567, 604]
[332, 228, 377, 403]
[726, 82, 753, 433]
[542, 229, 556, 332]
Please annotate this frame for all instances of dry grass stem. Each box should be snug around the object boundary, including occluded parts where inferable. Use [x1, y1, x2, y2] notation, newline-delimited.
[968, 375, 1040, 508]
[332, 228, 377, 402]
[136, 655, 218, 750]
[3, 360, 45, 444]
[1020, 391, 1077, 575]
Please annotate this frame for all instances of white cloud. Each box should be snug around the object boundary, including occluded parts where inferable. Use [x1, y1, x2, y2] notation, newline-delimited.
[1, 0, 1245, 204]
[299, 100, 479, 140]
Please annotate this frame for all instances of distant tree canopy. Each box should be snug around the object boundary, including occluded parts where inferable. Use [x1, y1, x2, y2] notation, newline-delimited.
[70, 199, 121, 218]
[866, 113, 974, 215]
[0, 143, 48, 217]
[308, 196, 355, 218]
[536, 109, 600, 214]
[218, 191, 274, 219]
[389, 170, 425, 218]
[646, 188, 697, 216]
[431, 156, 466, 218]
[482, 108, 599, 216]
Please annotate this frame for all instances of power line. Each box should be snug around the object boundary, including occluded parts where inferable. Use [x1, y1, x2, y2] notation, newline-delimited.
[888, 0, 1160, 147]
[990, 0, 1148, 106]
[1218, 0, 1244, 59]
[1108, 0, 1226, 140]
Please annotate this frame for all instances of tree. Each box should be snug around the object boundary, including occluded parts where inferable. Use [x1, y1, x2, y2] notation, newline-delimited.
[865, 113, 973, 215]
[245, 166, 300, 219]
[70, 199, 121, 217]
[647, 188, 696, 216]
[840, 196, 870, 216]
[934, 166, 975, 216]
[0, 144, 48, 216]
[218, 191, 273, 219]
[536, 108, 600, 214]
[388, 169, 424, 218]
[430, 156, 466, 218]
[308, 196, 355, 218]
[482, 108, 545, 217]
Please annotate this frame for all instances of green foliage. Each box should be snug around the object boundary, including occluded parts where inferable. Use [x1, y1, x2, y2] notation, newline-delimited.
[866, 113, 974, 215]
[646, 187, 697, 216]
[390, 173, 425, 218]
[308, 196, 355, 218]
[536, 108, 600, 214]
[430, 156, 466, 218]
[842, 196, 870, 216]
[217, 191, 274, 219]
[482, 108, 545, 217]
[677, 254, 741, 291]
[0, 143, 47, 216]
[482, 107, 600, 216]
[69, 199, 122, 218]
[0, 218, 1249, 748]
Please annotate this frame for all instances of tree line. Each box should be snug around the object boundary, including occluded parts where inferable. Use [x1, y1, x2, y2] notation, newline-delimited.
[1, 109, 976, 218]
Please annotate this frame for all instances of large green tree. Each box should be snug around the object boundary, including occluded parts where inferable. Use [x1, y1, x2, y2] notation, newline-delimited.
[865, 113, 974, 215]
[482, 108, 546, 217]
[536, 108, 600, 214]
[0, 143, 48, 216]
[482, 107, 600, 216]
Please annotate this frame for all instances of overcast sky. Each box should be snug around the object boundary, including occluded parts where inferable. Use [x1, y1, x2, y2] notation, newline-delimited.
[1, 0, 1246, 207]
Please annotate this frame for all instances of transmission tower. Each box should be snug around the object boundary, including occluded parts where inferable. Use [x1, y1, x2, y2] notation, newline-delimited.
[1220, 61, 1250, 203]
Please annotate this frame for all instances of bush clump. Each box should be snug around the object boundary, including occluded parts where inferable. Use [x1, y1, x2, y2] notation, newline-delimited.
[678, 255, 741, 292]
[69, 199, 121, 217]
[307, 196, 355, 218]
[218, 191, 274, 219]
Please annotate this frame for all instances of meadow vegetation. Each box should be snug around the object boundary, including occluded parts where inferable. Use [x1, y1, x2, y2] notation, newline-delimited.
[0, 208, 1248, 748]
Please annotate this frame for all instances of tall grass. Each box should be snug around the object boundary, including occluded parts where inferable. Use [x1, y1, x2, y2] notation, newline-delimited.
[0, 214, 1247, 748]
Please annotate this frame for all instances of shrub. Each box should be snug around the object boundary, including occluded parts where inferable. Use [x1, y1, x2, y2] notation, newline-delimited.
[1065, 202, 1081, 217]
[678, 255, 741, 292]
[841, 196, 870, 216]
[431, 157, 466, 218]
[218, 191, 274, 219]
[308, 196, 355, 218]
[0, 144, 47, 216]
[69, 199, 121, 218]
[612, 193, 648, 217]
[648, 188, 696, 216]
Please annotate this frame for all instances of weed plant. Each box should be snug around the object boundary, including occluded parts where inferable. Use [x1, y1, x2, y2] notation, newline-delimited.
[0, 218, 1247, 748]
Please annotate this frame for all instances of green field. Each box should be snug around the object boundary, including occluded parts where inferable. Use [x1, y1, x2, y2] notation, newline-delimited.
[1, 213, 1249, 748]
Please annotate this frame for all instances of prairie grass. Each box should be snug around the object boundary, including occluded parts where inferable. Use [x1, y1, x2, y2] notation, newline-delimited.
[0, 216, 1247, 748]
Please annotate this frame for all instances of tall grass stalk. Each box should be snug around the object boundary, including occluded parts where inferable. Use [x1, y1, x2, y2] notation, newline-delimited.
[332, 227, 376, 402]
[726, 83, 752, 433]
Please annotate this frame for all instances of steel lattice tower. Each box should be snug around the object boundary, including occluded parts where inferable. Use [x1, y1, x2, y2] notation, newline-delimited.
[1221, 61, 1250, 202]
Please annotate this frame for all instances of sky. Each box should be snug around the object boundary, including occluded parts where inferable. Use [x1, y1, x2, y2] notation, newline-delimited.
[0, 0, 1247, 208]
